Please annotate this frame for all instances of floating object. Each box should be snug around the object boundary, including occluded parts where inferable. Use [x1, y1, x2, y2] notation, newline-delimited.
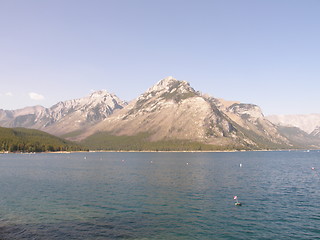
[150, 161, 153, 163]
[121, 159, 125, 162]
[234, 196, 242, 206]
[239, 163, 242, 167]
[186, 162, 189, 165]
[84, 157, 87, 160]
[312, 167, 315, 170]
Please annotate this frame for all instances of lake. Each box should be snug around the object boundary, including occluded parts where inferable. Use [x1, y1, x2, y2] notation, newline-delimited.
[0, 151, 319, 239]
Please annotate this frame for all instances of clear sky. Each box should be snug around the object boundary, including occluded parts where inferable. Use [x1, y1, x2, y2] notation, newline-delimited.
[1, 0, 320, 115]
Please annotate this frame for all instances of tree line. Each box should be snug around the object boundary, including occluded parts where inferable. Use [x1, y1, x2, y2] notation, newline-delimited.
[0, 127, 87, 153]
[82, 132, 248, 151]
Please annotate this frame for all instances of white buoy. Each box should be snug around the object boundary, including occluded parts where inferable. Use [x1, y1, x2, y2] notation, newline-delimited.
[234, 196, 242, 206]
[240, 163, 242, 167]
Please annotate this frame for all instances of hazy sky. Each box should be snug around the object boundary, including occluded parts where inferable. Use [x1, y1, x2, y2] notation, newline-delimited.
[1, 0, 319, 115]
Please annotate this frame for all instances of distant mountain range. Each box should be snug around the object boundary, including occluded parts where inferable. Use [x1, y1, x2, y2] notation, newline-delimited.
[266, 114, 320, 134]
[0, 90, 127, 136]
[1, 77, 320, 151]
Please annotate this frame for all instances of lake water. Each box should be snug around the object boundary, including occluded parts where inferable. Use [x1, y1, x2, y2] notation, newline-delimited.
[0, 151, 320, 239]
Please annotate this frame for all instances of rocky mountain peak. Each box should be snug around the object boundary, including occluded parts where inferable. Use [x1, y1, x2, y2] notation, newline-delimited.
[89, 90, 109, 98]
[145, 76, 193, 94]
[88, 90, 121, 101]
[77, 77, 296, 150]
[48, 90, 127, 123]
[227, 103, 264, 121]
[136, 76, 197, 105]
[0, 89, 127, 136]
[51, 90, 125, 111]
[1, 75, 310, 150]
[148, 76, 176, 92]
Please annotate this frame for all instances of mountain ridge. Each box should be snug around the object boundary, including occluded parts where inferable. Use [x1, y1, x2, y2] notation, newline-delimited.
[0, 90, 127, 136]
[266, 114, 320, 134]
[1, 76, 319, 150]
[73, 77, 296, 150]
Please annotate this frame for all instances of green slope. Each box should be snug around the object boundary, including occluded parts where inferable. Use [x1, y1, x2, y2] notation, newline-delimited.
[0, 127, 87, 152]
[81, 132, 249, 151]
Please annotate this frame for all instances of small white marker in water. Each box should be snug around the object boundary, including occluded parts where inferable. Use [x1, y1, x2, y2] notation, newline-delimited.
[240, 163, 242, 167]
[186, 162, 189, 165]
[84, 157, 87, 160]
[234, 196, 242, 206]
[150, 161, 153, 163]
[122, 159, 125, 162]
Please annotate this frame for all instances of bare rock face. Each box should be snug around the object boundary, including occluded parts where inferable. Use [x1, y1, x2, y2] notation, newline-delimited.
[77, 77, 292, 149]
[227, 103, 264, 121]
[0, 91, 127, 136]
[266, 114, 320, 134]
[0, 106, 47, 128]
[0, 76, 299, 149]
[310, 126, 320, 138]
[43, 91, 127, 135]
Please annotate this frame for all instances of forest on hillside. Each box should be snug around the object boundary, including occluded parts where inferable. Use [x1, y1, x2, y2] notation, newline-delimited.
[0, 127, 87, 153]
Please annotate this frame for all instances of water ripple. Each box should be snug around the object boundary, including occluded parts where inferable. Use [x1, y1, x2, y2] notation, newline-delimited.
[0, 151, 320, 239]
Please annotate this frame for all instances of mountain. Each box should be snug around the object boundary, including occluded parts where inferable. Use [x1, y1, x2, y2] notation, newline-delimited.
[0, 127, 86, 152]
[310, 126, 320, 138]
[0, 105, 46, 127]
[0, 91, 127, 136]
[77, 77, 295, 150]
[2, 76, 319, 151]
[275, 125, 320, 148]
[266, 114, 320, 134]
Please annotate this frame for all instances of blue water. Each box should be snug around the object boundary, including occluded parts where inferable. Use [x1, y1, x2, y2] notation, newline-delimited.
[0, 151, 320, 239]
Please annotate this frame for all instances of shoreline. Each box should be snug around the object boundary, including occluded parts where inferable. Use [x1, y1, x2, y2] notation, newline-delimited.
[1, 149, 318, 154]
